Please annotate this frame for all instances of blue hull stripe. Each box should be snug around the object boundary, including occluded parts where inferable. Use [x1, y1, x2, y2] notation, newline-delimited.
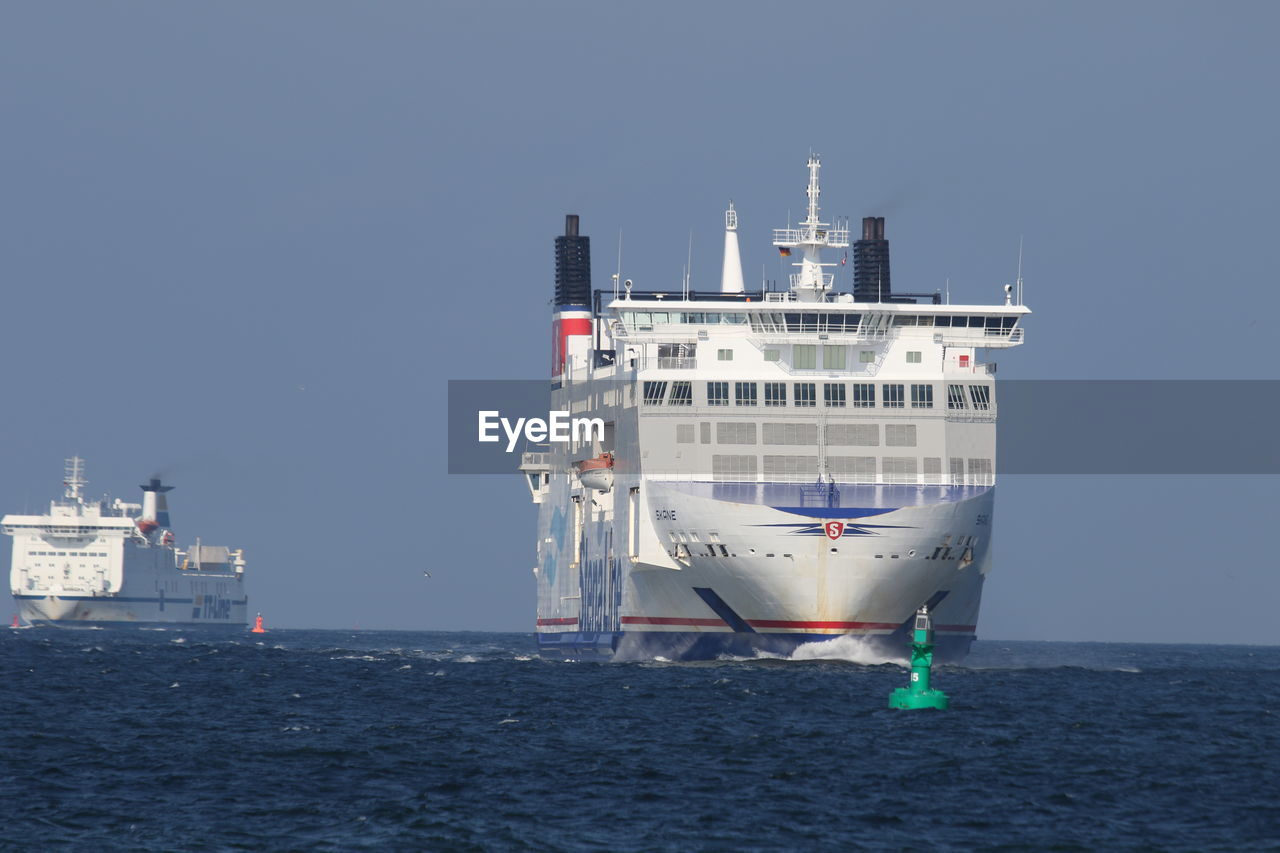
[691, 587, 755, 633]
[653, 480, 992, 510]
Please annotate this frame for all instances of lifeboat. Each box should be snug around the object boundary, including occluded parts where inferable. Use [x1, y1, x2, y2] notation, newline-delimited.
[576, 452, 614, 492]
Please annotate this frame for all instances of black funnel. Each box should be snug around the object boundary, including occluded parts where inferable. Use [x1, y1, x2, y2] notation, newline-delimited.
[852, 216, 891, 302]
[554, 215, 591, 307]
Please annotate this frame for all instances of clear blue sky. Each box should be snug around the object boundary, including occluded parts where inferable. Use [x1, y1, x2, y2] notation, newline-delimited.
[2, 2, 1276, 643]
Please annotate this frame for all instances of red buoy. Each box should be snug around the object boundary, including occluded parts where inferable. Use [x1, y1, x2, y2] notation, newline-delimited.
[251, 613, 266, 634]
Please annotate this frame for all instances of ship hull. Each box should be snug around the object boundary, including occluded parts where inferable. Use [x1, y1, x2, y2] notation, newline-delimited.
[14, 591, 247, 629]
[537, 629, 976, 663]
[536, 482, 993, 664]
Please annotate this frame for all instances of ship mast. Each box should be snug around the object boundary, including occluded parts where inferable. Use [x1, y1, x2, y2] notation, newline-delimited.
[772, 155, 849, 302]
[63, 456, 86, 504]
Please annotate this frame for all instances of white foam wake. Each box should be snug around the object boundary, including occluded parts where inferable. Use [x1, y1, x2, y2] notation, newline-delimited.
[783, 634, 903, 666]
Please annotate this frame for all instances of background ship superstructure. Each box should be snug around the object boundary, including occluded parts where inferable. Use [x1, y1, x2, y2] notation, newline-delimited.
[5, 458, 248, 628]
[522, 157, 1029, 661]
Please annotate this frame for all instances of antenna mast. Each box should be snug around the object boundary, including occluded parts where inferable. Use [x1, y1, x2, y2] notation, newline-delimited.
[772, 155, 849, 302]
[63, 457, 86, 503]
[1016, 236, 1025, 305]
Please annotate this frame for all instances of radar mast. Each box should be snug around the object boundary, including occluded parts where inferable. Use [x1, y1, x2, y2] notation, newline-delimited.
[772, 155, 850, 302]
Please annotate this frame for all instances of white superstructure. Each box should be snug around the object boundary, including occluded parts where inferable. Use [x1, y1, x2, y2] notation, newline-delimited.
[525, 157, 1029, 662]
[5, 458, 248, 628]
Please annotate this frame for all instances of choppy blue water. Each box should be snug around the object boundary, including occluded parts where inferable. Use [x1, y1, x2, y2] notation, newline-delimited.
[2, 629, 1277, 851]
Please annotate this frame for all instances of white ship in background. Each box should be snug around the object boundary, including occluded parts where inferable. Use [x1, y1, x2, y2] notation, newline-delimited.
[5, 458, 248, 628]
[521, 156, 1029, 662]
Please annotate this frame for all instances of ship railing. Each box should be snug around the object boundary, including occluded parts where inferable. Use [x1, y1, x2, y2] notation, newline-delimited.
[772, 227, 851, 246]
[637, 403, 996, 420]
[630, 357, 699, 371]
[638, 469, 997, 487]
[933, 327, 1024, 345]
[747, 328, 894, 343]
[788, 272, 836, 289]
[520, 452, 551, 470]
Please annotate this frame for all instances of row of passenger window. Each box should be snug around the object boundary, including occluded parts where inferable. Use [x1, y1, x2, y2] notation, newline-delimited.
[27, 550, 108, 557]
[643, 381, 992, 410]
[620, 310, 1018, 333]
[710, 454, 995, 485]
[676, 422, 923, 447]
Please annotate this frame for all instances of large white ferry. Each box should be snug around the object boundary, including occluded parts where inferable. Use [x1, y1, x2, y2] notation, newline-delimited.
[5, 458, 248, 628]
[521, 157, 1029, 662]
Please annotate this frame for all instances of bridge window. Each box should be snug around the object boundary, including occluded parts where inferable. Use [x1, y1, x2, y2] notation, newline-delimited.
[852, 383, 875, 407]
[823, 383, 846, 407]
[883, 384, 905, 408]
[793, 345, 816, 370]
[822, 345, 847, 370]
[735, 382, 758, 406]
[669, 381, 692, 406]
[642, 381, 667, 405]
[794, 383, 816, 407]
[707, 382, 729, 406]
[947, 384, 967, 410]
[910, 384, 934, 408]
[969, 385, 992, 410]
[764, 382, 787, 407]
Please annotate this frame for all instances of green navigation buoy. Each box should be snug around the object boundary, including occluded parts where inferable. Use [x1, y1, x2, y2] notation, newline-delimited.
[888, 605, 950, 710]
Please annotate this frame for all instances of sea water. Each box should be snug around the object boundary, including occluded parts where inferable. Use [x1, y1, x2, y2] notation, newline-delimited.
[2, 629, 1277, 850]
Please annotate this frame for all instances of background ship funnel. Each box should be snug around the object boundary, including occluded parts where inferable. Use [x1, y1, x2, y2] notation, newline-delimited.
[138, 477, 174, 535]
